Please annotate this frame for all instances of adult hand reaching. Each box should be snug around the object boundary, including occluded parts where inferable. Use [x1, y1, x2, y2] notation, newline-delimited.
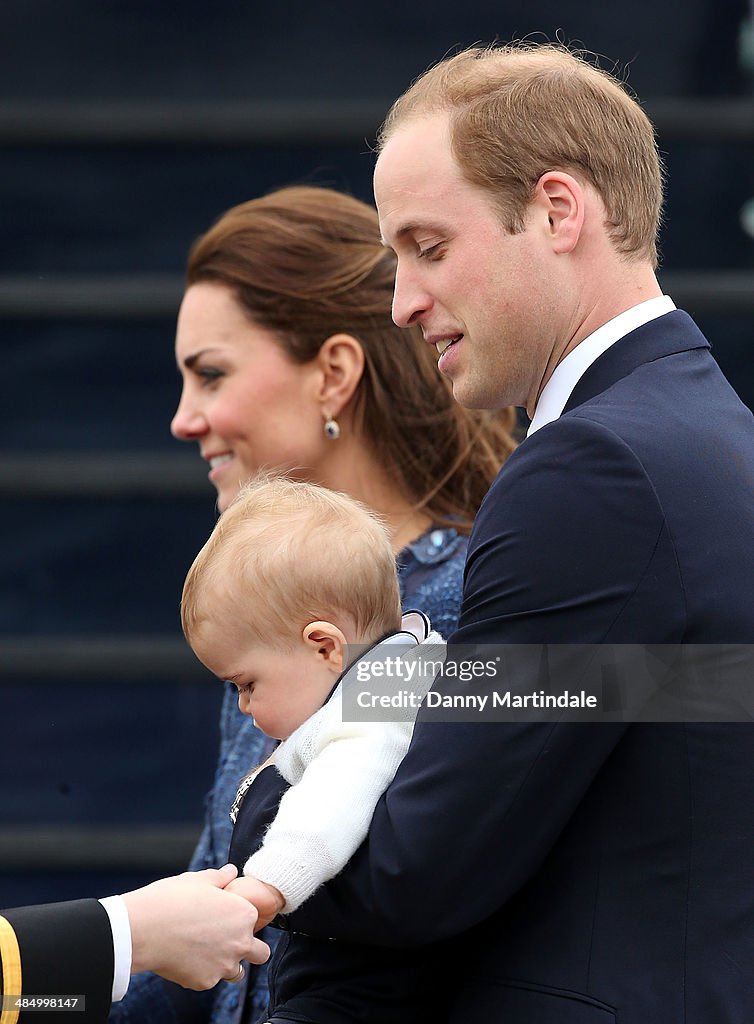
[122, 863, 269, 989]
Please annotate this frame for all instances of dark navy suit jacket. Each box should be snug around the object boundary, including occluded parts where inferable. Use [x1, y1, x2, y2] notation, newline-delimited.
[284, 311, 754, 1023]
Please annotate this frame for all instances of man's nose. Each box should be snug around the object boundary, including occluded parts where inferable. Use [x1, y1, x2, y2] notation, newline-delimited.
[391, 264, 432, 328]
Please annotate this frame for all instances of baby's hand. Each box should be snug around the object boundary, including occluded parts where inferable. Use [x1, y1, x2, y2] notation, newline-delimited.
[226, 874, 286, 930]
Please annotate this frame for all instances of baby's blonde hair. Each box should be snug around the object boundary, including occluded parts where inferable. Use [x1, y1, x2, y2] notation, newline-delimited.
[181, 474, 402, 649]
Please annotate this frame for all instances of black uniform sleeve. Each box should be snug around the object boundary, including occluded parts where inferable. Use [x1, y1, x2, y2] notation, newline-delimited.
[2, 899, 114, 1023]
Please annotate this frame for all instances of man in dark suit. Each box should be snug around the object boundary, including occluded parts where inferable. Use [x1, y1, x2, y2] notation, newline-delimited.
[266, 42, 754, 1023]
[1, 865, 268, 1022]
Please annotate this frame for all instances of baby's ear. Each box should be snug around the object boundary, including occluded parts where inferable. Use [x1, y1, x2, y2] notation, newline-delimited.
[302, 621, 346, 673]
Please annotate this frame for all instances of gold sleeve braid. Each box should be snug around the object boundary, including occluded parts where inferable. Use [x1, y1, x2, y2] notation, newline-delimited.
[0, 914, 21, 1024]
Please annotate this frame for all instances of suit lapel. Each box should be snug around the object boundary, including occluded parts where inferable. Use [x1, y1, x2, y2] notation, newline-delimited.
[563, 310, 711, 414]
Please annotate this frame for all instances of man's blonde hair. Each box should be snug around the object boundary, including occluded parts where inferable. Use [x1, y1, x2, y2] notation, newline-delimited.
[378, 42, 664, 267]
[181, 475, 402, 648]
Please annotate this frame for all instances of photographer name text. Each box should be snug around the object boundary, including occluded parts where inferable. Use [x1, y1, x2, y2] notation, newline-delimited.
[356, 689, 598, 712]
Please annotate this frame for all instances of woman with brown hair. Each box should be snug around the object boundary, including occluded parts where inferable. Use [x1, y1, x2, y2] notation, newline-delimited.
[110, 185, 515, 1024]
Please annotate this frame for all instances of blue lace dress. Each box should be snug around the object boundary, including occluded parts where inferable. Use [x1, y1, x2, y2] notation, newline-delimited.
[109, 527, 467, 1024]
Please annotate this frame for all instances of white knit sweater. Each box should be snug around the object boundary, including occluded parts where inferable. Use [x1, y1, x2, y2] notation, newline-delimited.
[243, 612, 444, 912]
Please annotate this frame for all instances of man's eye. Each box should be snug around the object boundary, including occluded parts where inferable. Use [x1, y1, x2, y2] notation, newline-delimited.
[417, 243, 443, 260]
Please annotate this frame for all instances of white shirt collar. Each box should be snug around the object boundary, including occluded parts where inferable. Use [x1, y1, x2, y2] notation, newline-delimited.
[526, 295, 676, 437]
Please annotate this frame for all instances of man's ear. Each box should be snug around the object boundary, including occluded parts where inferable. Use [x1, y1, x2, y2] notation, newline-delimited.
[534, 170, 585, 255]
[302, 620, 346, 674]
[314, 334, 365, 419]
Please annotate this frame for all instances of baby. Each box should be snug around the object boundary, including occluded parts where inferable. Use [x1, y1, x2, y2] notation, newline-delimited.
[181, 474, 445, 1024]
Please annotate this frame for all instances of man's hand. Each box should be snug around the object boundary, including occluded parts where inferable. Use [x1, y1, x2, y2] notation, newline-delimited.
[122, 864, 270, 989]
[226, 874, 285, 930]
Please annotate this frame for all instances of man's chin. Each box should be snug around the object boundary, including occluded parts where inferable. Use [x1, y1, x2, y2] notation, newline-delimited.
[452, 380, 510, 412]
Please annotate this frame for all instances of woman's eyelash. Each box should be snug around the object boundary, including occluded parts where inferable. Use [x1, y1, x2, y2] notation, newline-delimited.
[198, 366, 223, 383]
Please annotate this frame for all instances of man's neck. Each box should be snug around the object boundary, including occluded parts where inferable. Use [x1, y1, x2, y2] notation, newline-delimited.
[527, 294, 676, 437]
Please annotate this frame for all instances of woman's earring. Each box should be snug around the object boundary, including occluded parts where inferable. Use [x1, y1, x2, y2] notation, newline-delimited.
[323, 414, 341, 440]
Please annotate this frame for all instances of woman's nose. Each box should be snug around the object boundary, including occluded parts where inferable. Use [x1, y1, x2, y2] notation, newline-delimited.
[170, 396, 208, 440]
